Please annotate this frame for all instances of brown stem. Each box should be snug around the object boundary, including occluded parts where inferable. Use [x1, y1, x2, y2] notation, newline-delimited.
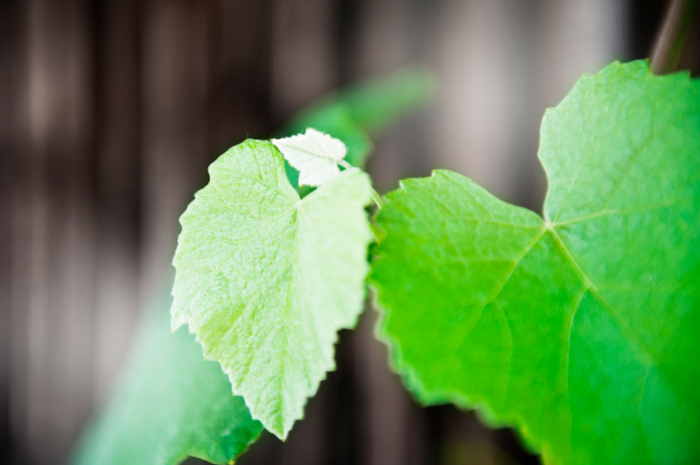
[650, 0, 699, 74]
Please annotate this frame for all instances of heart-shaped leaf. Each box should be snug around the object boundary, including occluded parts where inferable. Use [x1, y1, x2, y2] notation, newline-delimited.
[370, 61, 700, 464]
[171, 140, 373, 439]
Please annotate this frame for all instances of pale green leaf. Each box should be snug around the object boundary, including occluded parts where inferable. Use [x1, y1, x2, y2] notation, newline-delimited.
[371, 61, 700, 464]
[171, 140, 373, 439]
[272, 128, 347, 187]
[73, 291, 262, 465]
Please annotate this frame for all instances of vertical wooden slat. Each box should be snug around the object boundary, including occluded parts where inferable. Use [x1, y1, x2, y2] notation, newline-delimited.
[140, 0, 217, 310]
[20, 2, 51, 458]
[92, 0, 142, 405]
[20, 1, 63, 459]
[271, 0, 339, 121]
[428, 0, 526, 203]
[0, 0, 22, 461]
[214, 0, 275, 149]
[353, 0, 417, 193]
[352, 311, 427, 465]
[48, 0, 95, 453]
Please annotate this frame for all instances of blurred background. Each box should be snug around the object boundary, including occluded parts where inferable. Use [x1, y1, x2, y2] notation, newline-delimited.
[0, 0, 699, 464]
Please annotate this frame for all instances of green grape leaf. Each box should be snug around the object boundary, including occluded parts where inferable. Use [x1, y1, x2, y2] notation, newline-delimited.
[73, 292, 263, 465]
[171, 140, 373, 439]
[272, 128, 347, 187]
[284, 102, 372, 173]
[371, 61, 700, 464]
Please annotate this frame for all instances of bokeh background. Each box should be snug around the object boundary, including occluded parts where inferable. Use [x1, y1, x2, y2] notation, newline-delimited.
[1, 1, 699, 464]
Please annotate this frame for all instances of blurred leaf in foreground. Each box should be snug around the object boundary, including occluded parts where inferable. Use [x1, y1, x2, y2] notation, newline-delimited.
[73, 292, 262, 465]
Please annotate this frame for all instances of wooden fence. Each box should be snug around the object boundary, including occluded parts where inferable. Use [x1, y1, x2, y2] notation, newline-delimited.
[1, 1, 693, 464]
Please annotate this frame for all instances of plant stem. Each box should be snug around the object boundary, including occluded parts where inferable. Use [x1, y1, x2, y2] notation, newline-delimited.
[650, 0, 699, 75]
[338, 159, 385, 209]
[370, 187, 385, 210]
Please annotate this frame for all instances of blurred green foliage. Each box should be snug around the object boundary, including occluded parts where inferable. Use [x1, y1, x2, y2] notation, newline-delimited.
[73, 291, 263, 465]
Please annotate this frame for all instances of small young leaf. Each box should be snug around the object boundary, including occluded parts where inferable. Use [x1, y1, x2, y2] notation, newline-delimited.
[73, 292, 262, 465]
[282, 106, 371, 194]
[171, 140, 373, 439]
[272, 128, 347, 187]
[280, 68, 435, 192]
[371, 61, 700, 464]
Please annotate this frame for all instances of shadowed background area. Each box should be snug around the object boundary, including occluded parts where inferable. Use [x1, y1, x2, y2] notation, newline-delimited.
[0, 0, 698, 464]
